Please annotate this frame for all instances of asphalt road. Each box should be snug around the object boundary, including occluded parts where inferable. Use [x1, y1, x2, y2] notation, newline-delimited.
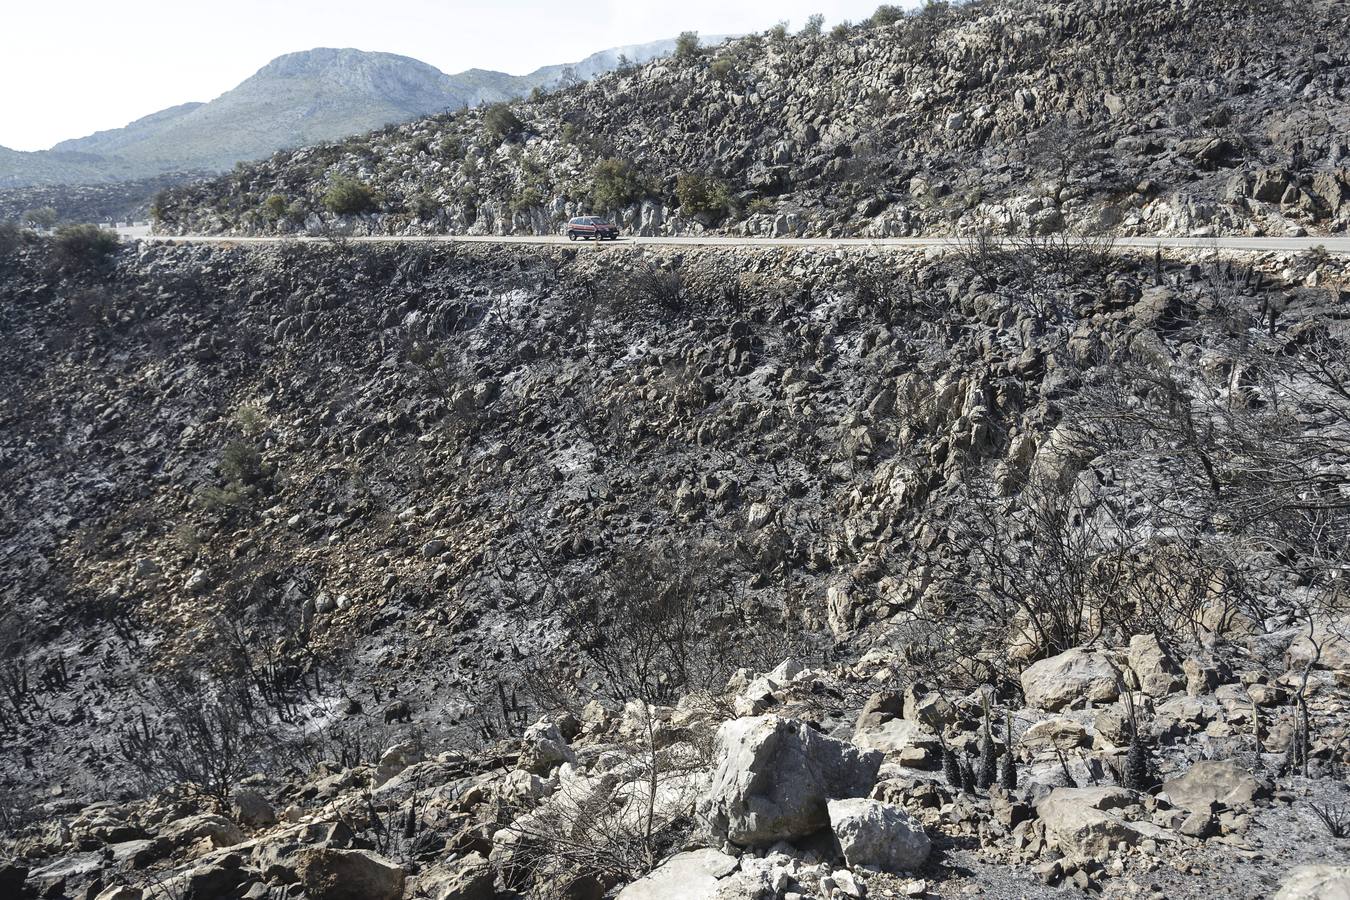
[115, 225, 1350, 254]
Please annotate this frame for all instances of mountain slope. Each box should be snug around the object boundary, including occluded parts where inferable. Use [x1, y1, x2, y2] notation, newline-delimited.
[0, 39, 693, 189]
[157, 0, 1350, 239]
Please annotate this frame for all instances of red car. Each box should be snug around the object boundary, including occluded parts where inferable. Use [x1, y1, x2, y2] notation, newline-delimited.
[566, 216, 620, 241]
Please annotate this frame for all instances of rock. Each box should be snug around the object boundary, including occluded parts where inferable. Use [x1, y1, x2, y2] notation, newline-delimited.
[1036, 787, 1163, 856]
[699, 715, 882, 847]
[296, 849, 405, 900]
[160, 813, 244, 849]
[1020, 648, 1121, 711]
[1286, 617, 1350, 678]
[1161, 759, 1267, 812]
[902, 685, 952, 731]
[230, 789, 276, 827]
[851, 718, 940, 766]
[615, 848, 738, 900]
[411, 852, 494, 900]
[855, 690, 904, 731]
[95, 888, 144, 900]
[1274, 865, 1350, 899]
[827, 797, 930, 873]
[1126, 633, 1180, 697]
[518, 720, 577, 774]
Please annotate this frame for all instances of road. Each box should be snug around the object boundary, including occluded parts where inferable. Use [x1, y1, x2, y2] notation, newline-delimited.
[114, 225, 1350, 255]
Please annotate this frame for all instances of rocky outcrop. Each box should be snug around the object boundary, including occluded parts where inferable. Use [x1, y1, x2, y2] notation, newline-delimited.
[1020, 648, 1121, 711]
[156, 0, 1350, 240]
[295, 849, 405, 900]
[699, 716, 882, 846]
[827, 798, 930, 873]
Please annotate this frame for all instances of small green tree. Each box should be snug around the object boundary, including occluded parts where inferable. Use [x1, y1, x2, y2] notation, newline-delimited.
[23, 207, 58, 230]
[675, 173, 730, 220]
[830, 21, 853, 40]
[591, 158, 648, 211]
[802, 14, 825, 36]
[53, 224, 119, 267]
[675, 31, 701, 59]
[484, 103, 525, 144]
[323, 176, 377, 215]
[710, 57, 737, 84]
[869, 4, 905, 26]
[768, 21, 789, 42]
[262, 194, 289, 221]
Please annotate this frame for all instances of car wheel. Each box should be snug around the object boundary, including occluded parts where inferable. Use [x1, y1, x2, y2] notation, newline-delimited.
[568, 232, 576, 241]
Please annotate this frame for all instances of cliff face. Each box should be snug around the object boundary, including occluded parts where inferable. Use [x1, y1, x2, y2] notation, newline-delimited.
[1, 230, 1349, 896]
[157, 0, 1350, 239]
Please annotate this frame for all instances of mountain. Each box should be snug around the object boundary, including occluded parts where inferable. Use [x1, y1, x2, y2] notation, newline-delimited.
[0, 38, 701, 189]
[157, 0, 1350, 240]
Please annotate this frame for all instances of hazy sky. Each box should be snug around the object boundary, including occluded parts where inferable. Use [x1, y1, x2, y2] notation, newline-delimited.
[1, 0, 899, 151]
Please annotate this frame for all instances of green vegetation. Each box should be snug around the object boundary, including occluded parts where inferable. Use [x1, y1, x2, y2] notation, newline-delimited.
[52, 224, 119, 268]
[674, 31, 701, 59]
[710, 57, 738, 84]
[676, 174, 731, 220]
[802, 13, 825, 36]
[23, 207, 58, 230]
[830, 21, 853, 40]
[410, 193, 441, 220]
[768, 21, 789, 42]
[483, 103, 525, 144]
[591, 158, 649, 211]
[262, 194, 289, 221]
[0, 222, 19, 259]
[322, 176, 377, 216]
[439, 135, 466, 160]
[510, 187, 544, 216]
[869, 4, 906, 26]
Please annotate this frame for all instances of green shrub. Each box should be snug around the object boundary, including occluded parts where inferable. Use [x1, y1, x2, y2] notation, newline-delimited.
[24, 207, 58, 230]
[323, 176, 377, 216]
[675, 31, 700, 59]
[0, 221, 19, 258]
[483, 103, 525, 144]
[768, 21, 789, 42]
[830, 21, 853, 40]
[591, 158, 649, 210]
[410, 194, 441, 219]
[511, 187, 543, 216]
[53, 224, 119, 267]
[439, 135, 466, 160]
[262, 194, 289, 221]
[802, 14, 825, 36]
[710, 58, 737, 84]
[676, 174, 731, 220]
[869, 4, 905, 26]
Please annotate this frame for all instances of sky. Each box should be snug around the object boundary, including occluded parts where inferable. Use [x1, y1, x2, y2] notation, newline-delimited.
[0, 0, 900, 151]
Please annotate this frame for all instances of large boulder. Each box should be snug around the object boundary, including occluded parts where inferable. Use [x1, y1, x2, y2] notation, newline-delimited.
[1161, 759, 1268, 812]
[615, 849, 739, 900]
[1035, 787, 1168, 856]
[698, 716, 882, 847]
[852, 718, 940, 768]
[827, 798, 930, 873]
[1286, 617, 1350, 680]
[1126, 634, 1181, 697]
[1275, 865, 1350, 900]
[1021, 648, 1121, 711]
[296, 849, 405, 900]
[410, 852, 494, 900]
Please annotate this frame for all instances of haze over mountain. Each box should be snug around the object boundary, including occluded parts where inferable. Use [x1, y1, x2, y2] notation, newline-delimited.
[0, 39, 703, 189]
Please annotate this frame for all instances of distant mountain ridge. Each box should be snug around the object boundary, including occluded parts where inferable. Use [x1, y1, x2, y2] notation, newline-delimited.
[0, 38, 706, 189]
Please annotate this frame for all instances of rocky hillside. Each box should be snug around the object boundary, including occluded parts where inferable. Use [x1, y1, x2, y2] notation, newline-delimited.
[0, 40, 694, 190]
[156, 0, 1350, 240]
[1, 227, 1348, 897]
